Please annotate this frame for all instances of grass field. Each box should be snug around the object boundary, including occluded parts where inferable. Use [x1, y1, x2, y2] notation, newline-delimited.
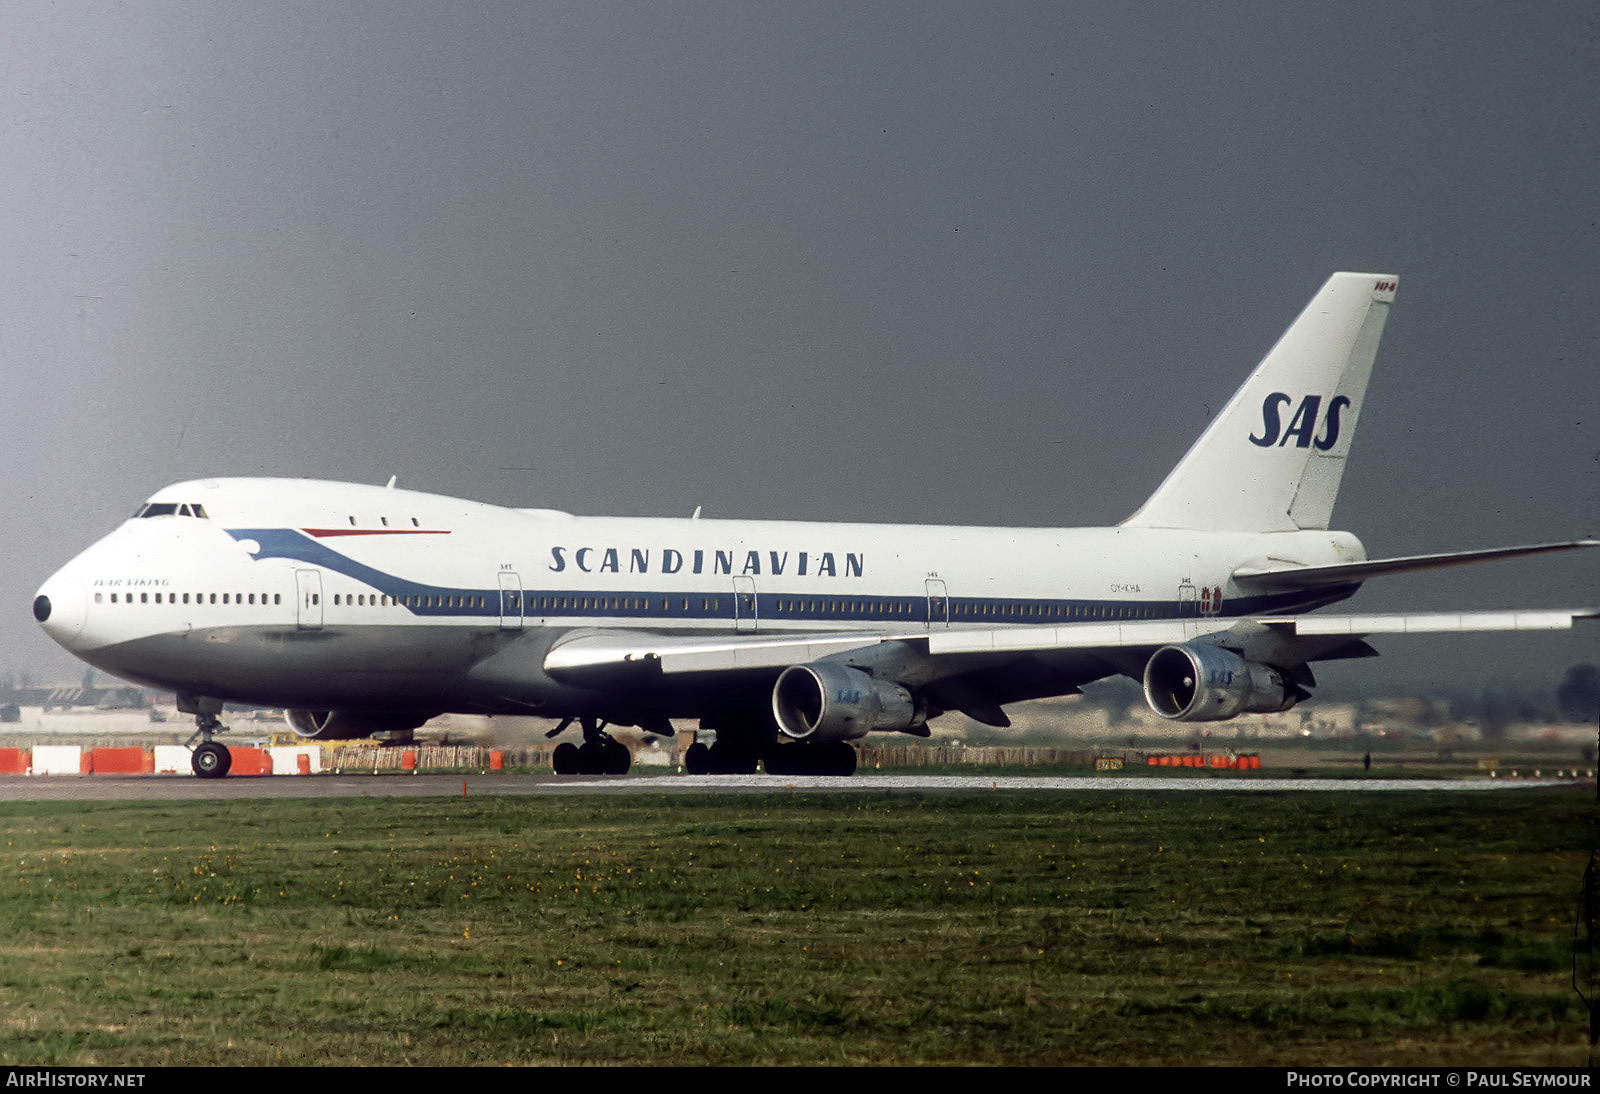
[0, 788, 1593, 1066]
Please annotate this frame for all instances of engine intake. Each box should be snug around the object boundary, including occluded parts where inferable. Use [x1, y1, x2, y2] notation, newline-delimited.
[1142, 644, 1298, 721]
[284, 709, 430, 742]
[772, 663, 924, 743]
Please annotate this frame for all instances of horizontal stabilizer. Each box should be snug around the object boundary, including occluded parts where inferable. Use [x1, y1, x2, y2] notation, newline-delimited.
[1234, 539, 1599, 589]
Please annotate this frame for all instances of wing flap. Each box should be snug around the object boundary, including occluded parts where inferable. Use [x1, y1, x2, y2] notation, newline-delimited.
[926, 618, 1239, 654]
[928, 608, 1595, 656]
[1289, 609, 1594, 635]
[544, 631, 890, 677]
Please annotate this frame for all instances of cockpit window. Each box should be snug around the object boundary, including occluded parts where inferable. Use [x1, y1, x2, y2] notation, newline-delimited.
[134, 502, 210, 519]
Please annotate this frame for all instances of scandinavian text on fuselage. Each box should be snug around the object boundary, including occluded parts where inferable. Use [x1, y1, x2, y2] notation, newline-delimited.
[546, 546, 865, 579]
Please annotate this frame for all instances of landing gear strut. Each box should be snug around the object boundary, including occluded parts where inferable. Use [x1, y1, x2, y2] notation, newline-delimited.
[549, 716, 631, 775]
[181, 703, 232, 779]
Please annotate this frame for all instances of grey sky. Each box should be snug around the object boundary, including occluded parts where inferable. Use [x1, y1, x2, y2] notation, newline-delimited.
[3, 3, 1595, 693]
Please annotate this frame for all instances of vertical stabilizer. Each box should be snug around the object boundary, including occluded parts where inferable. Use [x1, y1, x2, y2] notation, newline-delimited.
[1121, 272, 1396, 532]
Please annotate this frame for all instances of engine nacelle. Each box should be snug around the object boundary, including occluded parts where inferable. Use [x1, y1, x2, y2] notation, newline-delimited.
[1142, 644, 1298, 721]
[772, 663, 924, 743]
[284, 709, 429, 742]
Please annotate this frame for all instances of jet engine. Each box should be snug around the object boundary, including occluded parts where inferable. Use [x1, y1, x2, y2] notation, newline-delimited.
[771, 663, 925, 743]
[1142, 644, 1299, 722]
[284, 709, 431, 742]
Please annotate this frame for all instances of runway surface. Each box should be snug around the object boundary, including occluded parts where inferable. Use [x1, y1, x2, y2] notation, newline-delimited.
[0, 771, 1589, 802]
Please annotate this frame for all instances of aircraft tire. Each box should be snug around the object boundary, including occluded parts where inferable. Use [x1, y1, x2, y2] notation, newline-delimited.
[763, 742, 857, 776]
[192, 742, 231, 779]
[603, 740, 631, 775]
[552, 742, 580, 775]
[762, 746, 795, 776]
[576, 741, 605, 774]
[827, 742, 857, 776]
[683, 742, 711, 775]
[709, 742, 758, 775]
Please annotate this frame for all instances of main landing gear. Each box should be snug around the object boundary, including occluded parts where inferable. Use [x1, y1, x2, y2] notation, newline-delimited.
[680, 738, 857, 776]
[181, 702, 233, 779]
[762, 741, 857, 777]
[549, 716, 632, 776]
[681, 739, 759, 775]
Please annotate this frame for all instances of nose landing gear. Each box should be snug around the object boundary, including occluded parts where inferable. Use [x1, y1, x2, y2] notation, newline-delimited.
[179, 696, 233, 779]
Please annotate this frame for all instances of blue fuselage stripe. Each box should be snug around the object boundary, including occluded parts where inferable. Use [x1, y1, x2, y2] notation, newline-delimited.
[228, 528, 1354, 625]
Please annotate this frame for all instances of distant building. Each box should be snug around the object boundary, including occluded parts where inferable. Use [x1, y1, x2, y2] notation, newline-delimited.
[3, 685, 151, 710]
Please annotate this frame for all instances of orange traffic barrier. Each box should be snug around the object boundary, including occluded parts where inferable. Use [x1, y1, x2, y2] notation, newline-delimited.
[88, 747, 148, 774]
[227, 747, 272, 776]
[1143, 752, 1261, 771]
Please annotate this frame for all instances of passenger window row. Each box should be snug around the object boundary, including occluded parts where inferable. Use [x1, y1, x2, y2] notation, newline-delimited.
[951, 602, 1161, 620]
[97, 591, 280, 606]
[503, 595, 720, 612]
[90, 586, 1164, 621]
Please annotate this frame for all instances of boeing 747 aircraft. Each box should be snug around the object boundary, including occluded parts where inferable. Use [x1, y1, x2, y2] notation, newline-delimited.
[31, 273, 1597, 777]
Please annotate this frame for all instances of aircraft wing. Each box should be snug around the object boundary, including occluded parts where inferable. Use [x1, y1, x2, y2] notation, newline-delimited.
[545, 607, 1597, 679]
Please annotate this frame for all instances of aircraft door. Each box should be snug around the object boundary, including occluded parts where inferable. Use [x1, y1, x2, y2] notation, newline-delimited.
[733, 576, 758, 633]
[296, 569, 323, 630]
[498, 572, 523, 630]
[1177, 582, 1198, 618]
[925, 579, 949, 627]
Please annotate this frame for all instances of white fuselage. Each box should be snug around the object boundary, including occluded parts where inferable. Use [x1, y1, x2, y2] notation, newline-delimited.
[34, 478, 1365, 716]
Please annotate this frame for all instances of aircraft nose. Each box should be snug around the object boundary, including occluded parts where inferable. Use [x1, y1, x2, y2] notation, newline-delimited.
[33, 573, 87, 649]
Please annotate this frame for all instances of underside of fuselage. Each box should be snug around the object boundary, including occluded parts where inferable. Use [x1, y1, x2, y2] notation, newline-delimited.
[69, 619, 1133, 727]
